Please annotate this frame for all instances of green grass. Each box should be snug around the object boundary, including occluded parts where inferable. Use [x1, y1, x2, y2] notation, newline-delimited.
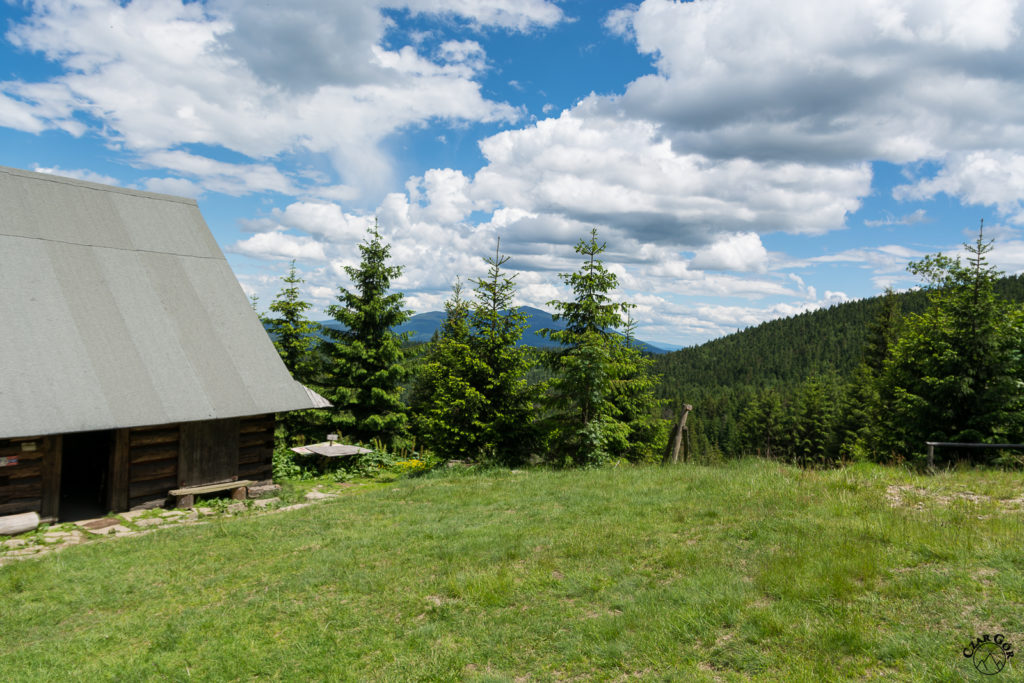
[2, 460, 1023, 681]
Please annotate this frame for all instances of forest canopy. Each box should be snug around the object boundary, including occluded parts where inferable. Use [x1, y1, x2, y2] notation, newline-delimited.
[265, 222, 1024, 471]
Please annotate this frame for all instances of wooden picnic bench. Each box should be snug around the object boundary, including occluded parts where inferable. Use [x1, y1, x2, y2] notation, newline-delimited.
[169, 480, 255, 508]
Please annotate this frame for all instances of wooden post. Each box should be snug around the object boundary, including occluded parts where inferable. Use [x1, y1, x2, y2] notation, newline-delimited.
[39, 435, 62, 522]
[663, 404, 693, 465]
[927, 442, 935, 472]
[683, 422, 691, 463]
[108, 428, 130, 512]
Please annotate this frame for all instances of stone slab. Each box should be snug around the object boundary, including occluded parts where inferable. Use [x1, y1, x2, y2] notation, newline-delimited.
[248, 484, 281, 498]
[78, 517, 120, 531]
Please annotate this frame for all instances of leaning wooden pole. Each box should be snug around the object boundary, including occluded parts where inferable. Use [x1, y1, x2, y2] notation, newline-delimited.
[663, 404, 693, 464]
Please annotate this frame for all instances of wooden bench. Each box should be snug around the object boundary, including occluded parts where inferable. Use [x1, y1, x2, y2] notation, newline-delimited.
[169, 480, 255, 508]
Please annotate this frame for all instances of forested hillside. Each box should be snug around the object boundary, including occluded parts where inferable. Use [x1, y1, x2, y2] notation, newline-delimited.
[653, 274, 1024, 459]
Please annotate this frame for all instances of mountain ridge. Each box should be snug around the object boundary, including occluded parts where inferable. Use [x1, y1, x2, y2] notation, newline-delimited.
[314, 305, 668, 354]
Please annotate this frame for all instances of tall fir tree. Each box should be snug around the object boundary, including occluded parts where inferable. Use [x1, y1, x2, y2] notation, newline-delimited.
[412, 243, 538, 465]
[324, 222, 411, 448]
[468, 240, 539, 465]
[544, 229, 666, 466]
[265, 261, 320, 444]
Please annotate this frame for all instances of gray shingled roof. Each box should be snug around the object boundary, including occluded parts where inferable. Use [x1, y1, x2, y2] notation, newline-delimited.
[0, 165, 325, 438]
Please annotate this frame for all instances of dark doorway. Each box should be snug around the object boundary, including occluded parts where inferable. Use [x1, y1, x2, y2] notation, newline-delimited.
[60, 430, 114, 521]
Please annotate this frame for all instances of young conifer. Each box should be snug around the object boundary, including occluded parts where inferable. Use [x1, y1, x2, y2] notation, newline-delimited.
[412, 242, 538, 465]
[877, 223, 1024, 463]
[544, 228, 666, 466]
[324, 222, 411, 448]
[468, 240, 538, 465]
[410, 279, 489, 460]
[265, 261, 320, 444]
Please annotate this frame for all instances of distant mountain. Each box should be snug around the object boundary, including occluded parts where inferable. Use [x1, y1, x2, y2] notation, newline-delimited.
[314, 305, 667, 354]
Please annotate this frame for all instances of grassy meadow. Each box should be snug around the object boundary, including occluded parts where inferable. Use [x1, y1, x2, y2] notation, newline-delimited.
[1, 460, 1023, 681]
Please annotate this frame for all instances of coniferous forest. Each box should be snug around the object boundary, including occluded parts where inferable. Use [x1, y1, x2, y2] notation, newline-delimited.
[263, 222, 1024, 472]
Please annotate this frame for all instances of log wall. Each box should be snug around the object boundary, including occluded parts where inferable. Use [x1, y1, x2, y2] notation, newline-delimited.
[0, 435, 60, 519]
[122, 414, 274, 509]
[126, 424, 180, 509]
[2, 413, 276, 515]
[238, 414, 274, 483]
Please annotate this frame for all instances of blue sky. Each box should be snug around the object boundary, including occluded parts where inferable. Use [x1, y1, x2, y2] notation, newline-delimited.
[3, 0, 1024, 348]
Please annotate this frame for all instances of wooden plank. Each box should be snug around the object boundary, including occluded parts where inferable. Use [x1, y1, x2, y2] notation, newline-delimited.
[109, 429, 130, 512]
[129, 443, 180, 465]
[39, 435, 61, 521]
[130, 459, 178, 483]
[0, 444, 46, 458]
[0, 479, 43, 499]
[129, 423, 178, 433]
[239, 445, 272, 465]
[169, 479, 255, 496]
[129, 428, 180, 448]
[239, 423, 274, 436]
[129, 476, 178, 501]
[0, 451, 43, 465]
[239, 433, 273, 449]
[239, 464, 272, 480]
[5, 465, 42, 480]
[239, 415, 274, 434]
[178, 418, 239, 488]
[0, 499, 42, 515]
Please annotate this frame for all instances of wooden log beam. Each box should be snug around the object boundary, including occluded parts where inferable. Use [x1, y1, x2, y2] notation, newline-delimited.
[0, 512, 39, 535]
[129, 443, 180, 464]
[129, 428, 180, 448]
[129, 477, 178, 501]
[0, 499, 42, 515]
[0, 479, 44, 499]
[239, 433, 273, 449]
[130, 459, 177, 483]
[5, 465, 42, 480]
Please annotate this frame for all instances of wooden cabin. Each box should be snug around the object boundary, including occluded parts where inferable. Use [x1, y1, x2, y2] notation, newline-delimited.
[0, 166, 328, 521]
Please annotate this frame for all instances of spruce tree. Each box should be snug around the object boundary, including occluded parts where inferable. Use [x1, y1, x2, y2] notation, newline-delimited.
[863, 287, 902, 375]
[324, 222, 411, 448]
[265, 261, 320, 444]
[410, 280, 489, 460]
[544, 228, 666, 466]
[266, 261, 318, 384]
[412, 243, 538, 465]
[877, 224, 1024, 464]
[468, 240, 538, 465]
[740, 388, 783, 458]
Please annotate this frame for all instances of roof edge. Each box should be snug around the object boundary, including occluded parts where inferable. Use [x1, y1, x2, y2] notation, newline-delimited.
[0, 165, 198, 206]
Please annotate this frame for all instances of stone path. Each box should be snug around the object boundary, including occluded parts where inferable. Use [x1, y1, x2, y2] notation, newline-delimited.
[0, 484, 353, 566]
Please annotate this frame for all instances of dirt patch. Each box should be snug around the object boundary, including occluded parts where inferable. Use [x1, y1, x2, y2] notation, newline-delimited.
[884, 484, 1012, 510]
